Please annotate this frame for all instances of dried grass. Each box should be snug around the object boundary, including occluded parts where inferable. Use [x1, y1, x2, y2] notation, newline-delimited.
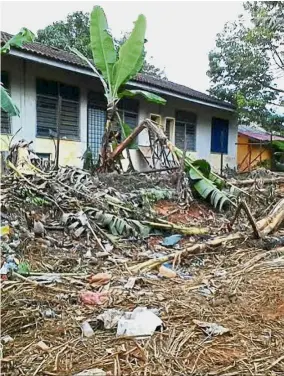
[2, 244, 284, 376]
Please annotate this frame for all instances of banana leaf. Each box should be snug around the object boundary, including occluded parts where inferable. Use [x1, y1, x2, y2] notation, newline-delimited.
[1, 27, 35, 55]
[170, 146, 234, 210]
[112, 15, 146, 96]
[90, 6, 117, 89]
[188, 162, 233, 210]
[172, 145, 243, 196]
[1, 84, 20, 116]
[85, 208, 150, 237]
[119, 89, 166, 105]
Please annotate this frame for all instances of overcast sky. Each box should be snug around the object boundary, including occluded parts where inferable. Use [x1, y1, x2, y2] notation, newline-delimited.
[1, 1, 244, 94]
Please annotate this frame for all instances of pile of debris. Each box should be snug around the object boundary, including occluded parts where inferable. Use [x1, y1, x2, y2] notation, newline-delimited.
[1, 140, 284, 375]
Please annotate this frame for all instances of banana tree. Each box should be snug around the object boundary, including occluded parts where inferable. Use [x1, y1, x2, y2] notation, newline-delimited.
[72, 6, 166, 169]
[1, 28, 35, 116]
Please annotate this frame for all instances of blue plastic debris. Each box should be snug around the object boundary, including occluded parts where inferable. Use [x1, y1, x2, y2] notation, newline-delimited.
[161, 234, 182, 247]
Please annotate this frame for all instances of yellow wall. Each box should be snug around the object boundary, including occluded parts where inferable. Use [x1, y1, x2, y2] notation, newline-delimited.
[237, 134, 271, 172]
[0, 135, 11, 151]
[34, 138, 82, 167]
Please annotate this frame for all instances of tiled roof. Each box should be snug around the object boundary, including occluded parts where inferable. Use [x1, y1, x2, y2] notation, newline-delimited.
[1, 31, 235, 110]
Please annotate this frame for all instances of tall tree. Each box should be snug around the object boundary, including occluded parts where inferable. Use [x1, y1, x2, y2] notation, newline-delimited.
[37, 11, 167, 80]
[207, 1, 284, 133]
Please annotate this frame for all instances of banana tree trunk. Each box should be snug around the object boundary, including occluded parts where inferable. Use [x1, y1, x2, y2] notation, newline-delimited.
[109, 122, 146, 161]
[99, 103, 116, 171]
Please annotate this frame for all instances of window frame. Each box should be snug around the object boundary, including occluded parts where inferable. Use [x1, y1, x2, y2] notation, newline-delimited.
[164, 117, 175, 143]
[36, 78, 80, 141]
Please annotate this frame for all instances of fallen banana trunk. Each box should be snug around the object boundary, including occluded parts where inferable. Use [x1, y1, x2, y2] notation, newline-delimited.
[257, 198, 284, 237]
[143, 221, 208, 235]
[129, 232, 242, 273]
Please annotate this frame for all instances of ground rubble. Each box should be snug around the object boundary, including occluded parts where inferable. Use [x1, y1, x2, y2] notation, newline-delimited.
[1, 160, 284, 375]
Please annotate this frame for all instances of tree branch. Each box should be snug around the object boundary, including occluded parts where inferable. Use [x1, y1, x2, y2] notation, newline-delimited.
[255, 78, 284, 93]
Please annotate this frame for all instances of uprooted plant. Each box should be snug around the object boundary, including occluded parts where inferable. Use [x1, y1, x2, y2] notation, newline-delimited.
[71, 6, 166, 170]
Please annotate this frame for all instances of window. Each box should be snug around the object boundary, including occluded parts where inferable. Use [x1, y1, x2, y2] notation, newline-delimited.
[211, 117, 229, 154]
[118, 98, 139, 129]
[36, 78, 80, 139]
[87, 91, 107, 160]
[175, 110, 196, 151]
[1, 72, 11, 134]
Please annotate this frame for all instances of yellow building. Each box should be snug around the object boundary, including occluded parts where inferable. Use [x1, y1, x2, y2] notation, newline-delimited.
[237, 127, 284, 172]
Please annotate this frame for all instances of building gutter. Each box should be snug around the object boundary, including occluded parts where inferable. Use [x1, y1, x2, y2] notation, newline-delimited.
[9, 49, 235, 113]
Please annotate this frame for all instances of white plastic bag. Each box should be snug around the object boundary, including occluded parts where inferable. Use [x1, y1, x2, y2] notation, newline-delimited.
[117, 307, 163, 337]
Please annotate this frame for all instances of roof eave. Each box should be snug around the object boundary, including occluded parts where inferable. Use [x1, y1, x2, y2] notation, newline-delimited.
[8, 48, 235, 112]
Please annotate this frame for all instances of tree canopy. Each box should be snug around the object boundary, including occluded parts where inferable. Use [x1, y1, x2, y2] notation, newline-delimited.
[207, 1, 284, 133]
[37, 11, 167, 80]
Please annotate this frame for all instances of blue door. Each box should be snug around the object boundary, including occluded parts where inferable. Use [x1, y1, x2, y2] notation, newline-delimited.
[211, 117, 229, 154]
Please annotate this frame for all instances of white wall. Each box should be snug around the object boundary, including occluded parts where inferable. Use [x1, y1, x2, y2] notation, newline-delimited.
[1, 55, 237, 171]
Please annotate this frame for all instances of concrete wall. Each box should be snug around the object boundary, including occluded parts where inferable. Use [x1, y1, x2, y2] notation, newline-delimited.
[1, 55, 237, 172]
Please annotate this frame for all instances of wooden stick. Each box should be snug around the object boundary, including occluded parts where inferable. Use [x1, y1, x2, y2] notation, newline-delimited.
[86, 220, 107, 253]
[230, 200, 260, 239]
[143, 220, 208, 235]
[129, 232, 242, 273]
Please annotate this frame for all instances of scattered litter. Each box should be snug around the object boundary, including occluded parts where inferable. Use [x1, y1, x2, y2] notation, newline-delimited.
[41, 308, 58, 319]
[198, 286, 216, 297]
[158, 264, 177, 278]
[117, 307, 163, 337]
[73, 369, 106, 376]
[214, 269, 227, 278]
[84, 249, 92, 258]
[29, 274, 62, 284]
[161, 234, 182, 247]
[36, 341, 50, 351]
[124, 276, 137, 289]
[81, 321, 95, 338]
[1, 335, 13, 344]
[97, 309, 124, 329]
[88, 272, 112, 286]
[79, 291, 109, 305]
[0, 225, 10, 237]
[193, 319, 230, 336]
